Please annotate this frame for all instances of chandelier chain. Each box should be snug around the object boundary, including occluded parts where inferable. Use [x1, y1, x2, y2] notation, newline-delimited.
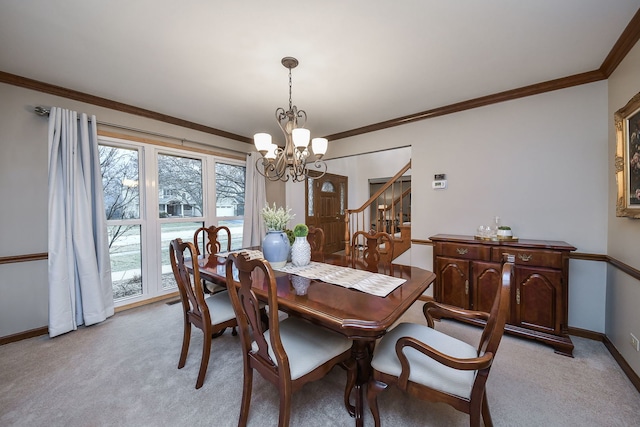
[288, 67, 293, 111]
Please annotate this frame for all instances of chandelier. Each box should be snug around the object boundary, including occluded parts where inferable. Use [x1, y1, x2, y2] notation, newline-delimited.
[254, 57, 328, 182]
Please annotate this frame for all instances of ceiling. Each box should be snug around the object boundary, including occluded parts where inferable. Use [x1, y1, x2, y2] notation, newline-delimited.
[1, 1, 639, 146]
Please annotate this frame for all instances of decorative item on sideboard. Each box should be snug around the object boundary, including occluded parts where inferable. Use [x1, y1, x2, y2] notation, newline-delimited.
[497, 226, 513, 238]
[475, 222, 518, 241]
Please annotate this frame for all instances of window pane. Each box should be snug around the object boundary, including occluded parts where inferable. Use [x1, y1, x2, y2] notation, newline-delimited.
[158, 154, 203, 218]
[215, 163, 245, 217]
[218, 219, 244, 250]
[321, 181, 335, 192]
[100, 145, 140, 220]
[161, 222, 204, 289]
[108, 225, 142, 300]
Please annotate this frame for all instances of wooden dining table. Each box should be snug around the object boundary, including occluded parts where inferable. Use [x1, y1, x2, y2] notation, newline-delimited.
[189, 251, 436, 427]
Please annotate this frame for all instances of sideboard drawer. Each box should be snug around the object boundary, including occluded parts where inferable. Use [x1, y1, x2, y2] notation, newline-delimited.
[437, 242, 490, 261]
[492, 247, 563, 268]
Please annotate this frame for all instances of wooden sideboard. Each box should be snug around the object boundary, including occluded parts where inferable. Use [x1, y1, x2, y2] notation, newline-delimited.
[429, 234, 577, 356]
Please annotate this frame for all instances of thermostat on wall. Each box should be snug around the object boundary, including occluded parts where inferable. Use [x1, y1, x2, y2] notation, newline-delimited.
[433, 174, 447, 189]
[432, 180, 447, 189]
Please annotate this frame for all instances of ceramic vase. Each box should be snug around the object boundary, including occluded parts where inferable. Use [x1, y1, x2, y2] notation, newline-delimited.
[291, 236, 311, 267]
[262, 230, 290, 269]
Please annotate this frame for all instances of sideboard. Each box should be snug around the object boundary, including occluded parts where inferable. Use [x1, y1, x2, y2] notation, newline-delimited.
[429, 234, 577, 356]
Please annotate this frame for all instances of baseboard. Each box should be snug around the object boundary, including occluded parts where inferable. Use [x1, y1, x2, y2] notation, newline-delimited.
[603, 335, 640, 394]
[568, 326, 640, 394]
[567, 326, 604, 341]
[115, 291, 179, 313]
[0, 326, 48, 345]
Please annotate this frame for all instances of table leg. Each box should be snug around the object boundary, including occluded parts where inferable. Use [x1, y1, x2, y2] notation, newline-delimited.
[347, 340, 373, 427]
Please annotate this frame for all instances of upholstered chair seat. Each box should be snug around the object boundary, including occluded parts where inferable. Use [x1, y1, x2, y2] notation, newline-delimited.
[252, 316, 353, 380]
[371, 322, 477, 399]
[205, 291, 237, 325]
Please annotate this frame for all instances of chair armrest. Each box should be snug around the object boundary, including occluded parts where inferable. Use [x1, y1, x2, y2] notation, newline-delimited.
[422, 300, 490, 328]
[395, 336, 494, 389]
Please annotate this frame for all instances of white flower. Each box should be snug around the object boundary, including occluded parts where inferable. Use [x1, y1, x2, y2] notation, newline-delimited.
[261, 203, 295, 231]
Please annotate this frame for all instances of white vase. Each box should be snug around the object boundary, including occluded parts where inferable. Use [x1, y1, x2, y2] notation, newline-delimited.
[497, 229, 513, 237]
[291, 236, 311, 267]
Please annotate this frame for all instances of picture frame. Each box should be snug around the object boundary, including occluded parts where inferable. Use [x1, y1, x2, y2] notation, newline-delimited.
[614, 91, 640, 218]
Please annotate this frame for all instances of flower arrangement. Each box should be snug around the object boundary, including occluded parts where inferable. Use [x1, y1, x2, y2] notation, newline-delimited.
[261, 203, 295, 231]
[293, 223, 309, 237]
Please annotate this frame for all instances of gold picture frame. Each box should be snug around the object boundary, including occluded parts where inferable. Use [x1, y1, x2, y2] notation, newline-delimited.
[615, 91, 640, 218]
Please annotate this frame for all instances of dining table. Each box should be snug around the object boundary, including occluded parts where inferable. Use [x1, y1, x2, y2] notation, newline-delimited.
[188, 250, 436, 427]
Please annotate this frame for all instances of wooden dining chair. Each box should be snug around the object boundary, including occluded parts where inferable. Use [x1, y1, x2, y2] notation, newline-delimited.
[350, 229, 395, 273]
[225, 252, 357, 427]
[366, 254, 515, 427]
[193, 225, 232, 293]
[194, 225, 232, 258]
[306, 226, 325, 261]
[169, 238, 238, 389]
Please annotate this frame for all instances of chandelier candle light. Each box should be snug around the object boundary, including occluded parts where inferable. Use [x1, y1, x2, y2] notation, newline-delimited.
[254, 57, 328, 182]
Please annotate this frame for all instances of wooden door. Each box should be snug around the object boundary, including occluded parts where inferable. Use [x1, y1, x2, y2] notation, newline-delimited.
[306, 173, 347, 254]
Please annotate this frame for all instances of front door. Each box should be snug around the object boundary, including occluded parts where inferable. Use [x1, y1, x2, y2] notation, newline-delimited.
[306, 173, 348, 254]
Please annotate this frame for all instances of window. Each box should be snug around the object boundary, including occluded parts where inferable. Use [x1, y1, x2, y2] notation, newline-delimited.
[215, 162, 246, 250]
[99, 136, 246, 306]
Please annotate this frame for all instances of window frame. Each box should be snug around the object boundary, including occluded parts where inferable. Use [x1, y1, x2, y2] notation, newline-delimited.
[99, 135, 246, 307]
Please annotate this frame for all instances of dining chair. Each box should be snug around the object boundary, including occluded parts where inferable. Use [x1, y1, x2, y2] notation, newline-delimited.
[169, 238, 238, 389]
[194, 225, 232, 257]
[350, 229, 395, 273]
[194, 225, 232, 293]
[306, 226, 325, 261]
[366, 254, 515, 427]
[225, 252, 357, 427]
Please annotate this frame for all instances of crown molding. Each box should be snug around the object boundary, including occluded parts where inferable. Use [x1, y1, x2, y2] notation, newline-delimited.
[326, 70, 606, 141]
[600, 8, 640, 77]
[0, 71, 252, 144]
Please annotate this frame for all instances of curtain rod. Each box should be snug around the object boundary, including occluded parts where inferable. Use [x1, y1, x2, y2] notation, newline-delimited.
[33, 105, 249, 156]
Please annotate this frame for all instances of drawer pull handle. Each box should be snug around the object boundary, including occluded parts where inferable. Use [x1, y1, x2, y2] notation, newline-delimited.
[456, 248, 468, 255]
[518, 253, 533, 262]
[516, 288, 521, 305]
[465, 280, 469, 295]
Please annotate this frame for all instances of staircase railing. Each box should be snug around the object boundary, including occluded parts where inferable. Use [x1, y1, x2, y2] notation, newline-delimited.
[344, 160, 411, 256]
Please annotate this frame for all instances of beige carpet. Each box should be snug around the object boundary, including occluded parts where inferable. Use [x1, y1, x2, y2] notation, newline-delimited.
[1, 300, 639, 427]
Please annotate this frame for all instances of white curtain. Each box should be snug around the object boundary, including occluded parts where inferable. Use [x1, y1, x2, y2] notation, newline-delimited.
[242, 152, 267, 247]
[48, 107, 114, 337]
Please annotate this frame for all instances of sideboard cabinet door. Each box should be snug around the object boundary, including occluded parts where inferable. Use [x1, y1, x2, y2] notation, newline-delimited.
[471, 261, 503, 318]
[435, 256, 470, 309]
[514, 266, 563, 334]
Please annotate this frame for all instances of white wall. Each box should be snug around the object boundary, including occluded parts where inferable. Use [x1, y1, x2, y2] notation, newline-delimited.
[607, 39, 640, 374]
[0, 82, 250, 337]
[330, 82, 610, 333]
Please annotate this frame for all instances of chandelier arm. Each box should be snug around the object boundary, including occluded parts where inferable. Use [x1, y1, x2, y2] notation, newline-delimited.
[296, 109, 307, 128]
[305, 159, 328, 180]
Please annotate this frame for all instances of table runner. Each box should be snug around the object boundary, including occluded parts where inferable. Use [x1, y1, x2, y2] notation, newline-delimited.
[214, 249, 265, 260]
[214, 251, 405, 297]
[276, 261, 405, 297]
